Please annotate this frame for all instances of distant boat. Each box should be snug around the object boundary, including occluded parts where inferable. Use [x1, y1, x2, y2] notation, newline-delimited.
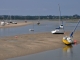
[37, 21, 40, 25]
[51, 4, 64, 34]
[9, 14, 12, 23]
[62, 20, 80, 45]
[29, 29, 34, 31]
[37, 16, 40, 25]
[1, 21, 5, 26]
[29, 21, 34, 31]
[1, 16, 5, 26]
[12, 16, 17, 24]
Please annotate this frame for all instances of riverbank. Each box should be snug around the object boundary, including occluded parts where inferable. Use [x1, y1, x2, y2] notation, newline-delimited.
[0, 21, 33, 28]
[0, 31, 79, 60]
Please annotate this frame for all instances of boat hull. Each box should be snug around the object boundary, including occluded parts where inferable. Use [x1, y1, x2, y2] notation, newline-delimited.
[37, 23, 40, 25]
[51, 29, 64, 34]
[62, 39, 71, 45]
[52, 33, 64, 34]
[29, 29, 34, 31]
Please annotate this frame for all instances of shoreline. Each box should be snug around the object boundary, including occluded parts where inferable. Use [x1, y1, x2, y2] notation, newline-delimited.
[0, 20, 79, 28]
[0, 21, 33, 28]
[0, 31, 79, 60]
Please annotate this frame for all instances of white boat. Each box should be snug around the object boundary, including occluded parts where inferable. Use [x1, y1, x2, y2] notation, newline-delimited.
[51, 27, 64, 34]
[29, 21, 34, 31]
[59, 24, 64, 29]
[29, 29, 34, 31]
[6, 22, 10, 25]
[1, 16, 5, 26]
[51, 26, 64, 34]
[51, 4, 64, 34]
[12, 22, 17, 24]
[1, 21, 5, 26]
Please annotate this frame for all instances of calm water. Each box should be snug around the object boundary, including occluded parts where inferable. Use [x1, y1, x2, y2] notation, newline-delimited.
[7, 44, 80, 60]
[0, 21, 80, 37]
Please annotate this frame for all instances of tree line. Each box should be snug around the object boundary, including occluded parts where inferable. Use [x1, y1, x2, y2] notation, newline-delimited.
[0, 14, 80, 20]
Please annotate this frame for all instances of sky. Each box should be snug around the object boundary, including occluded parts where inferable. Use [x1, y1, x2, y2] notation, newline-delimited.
[0, 0, 80, 16]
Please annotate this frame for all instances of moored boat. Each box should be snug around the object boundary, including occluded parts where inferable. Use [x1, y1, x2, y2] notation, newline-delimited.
[62, 20, 80, 45]
[51, 4, 64, 34]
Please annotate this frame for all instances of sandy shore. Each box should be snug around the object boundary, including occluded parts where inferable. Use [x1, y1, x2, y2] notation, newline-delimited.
[0, 21, 33, 28]
[0, 31, 79, 60]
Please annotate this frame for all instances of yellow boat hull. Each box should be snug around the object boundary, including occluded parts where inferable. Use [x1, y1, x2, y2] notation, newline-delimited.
[62, 39, 71, 45]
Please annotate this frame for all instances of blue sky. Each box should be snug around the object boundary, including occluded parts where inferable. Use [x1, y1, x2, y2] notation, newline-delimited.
[0, 0, 80, 16]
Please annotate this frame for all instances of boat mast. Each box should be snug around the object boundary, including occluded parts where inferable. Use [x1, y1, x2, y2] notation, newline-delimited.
[70, 20, 80, 37]
[58, 4, 62, 25]
[37, 16, 40, 25]
[9, 12, 11, 22]
[38, 16, 40, 22]
[10, 14, 11, 21]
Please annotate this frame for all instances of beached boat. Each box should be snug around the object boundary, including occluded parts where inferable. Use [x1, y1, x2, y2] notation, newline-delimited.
[62, 20, 80, 45]
[51, 28, 64, 34]
[51, 4, 64, 34]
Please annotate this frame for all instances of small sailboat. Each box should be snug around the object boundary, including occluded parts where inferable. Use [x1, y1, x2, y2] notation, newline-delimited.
[12, 16, 17, 24]
[62, 20, 80, 45]
[29, 29, 34, 31]
[37, 21, 40, 25]
[37, 16, 40, 25]
[5, 15, 10, 25]
[51, 4, 64, 34]
[29, 21, 34, 31]
[9, 14, 12, 23]
[1, 16, 5, 26]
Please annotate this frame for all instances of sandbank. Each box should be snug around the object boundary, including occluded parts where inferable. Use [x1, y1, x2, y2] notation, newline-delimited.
[0, 21, 33, 28]
[0, 31, 79, 60]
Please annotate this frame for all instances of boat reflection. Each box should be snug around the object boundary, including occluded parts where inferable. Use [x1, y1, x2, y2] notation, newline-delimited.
[63, 45, 72, 52]
[62, 45, 73, 60]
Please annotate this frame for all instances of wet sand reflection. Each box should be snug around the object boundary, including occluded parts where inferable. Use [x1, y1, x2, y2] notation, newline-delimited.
[63, 45, 73, 60]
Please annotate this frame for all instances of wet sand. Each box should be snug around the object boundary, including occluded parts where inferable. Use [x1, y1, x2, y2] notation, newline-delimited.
[0, 31, 80, 60]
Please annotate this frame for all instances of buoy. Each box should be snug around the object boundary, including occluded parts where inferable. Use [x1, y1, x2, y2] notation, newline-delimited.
[64, 32, 66, 34]
[74, 40, 77, 44]
[15, 36, 18, 38]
